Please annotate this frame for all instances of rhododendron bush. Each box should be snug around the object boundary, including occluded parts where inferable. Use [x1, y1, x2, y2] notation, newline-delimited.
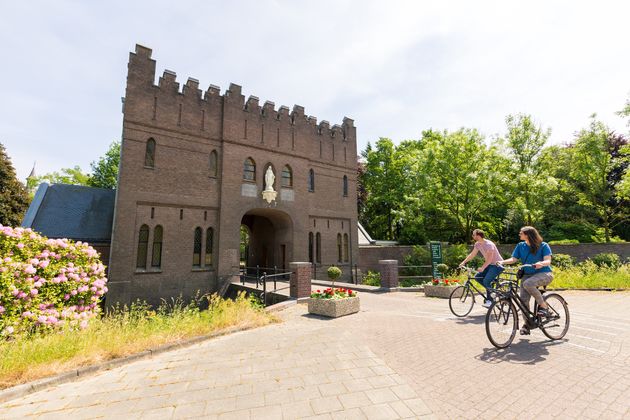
[0, 225, 108, 338]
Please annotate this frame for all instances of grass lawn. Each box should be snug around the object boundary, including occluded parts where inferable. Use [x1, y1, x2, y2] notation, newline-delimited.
[0, 293, 277, 389]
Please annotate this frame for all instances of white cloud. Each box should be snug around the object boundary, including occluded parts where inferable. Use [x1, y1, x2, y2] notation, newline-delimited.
[0, 0, 628, 180]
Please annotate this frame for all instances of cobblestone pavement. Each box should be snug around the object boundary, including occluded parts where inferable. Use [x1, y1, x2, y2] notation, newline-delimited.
[1, 290, 629, 419]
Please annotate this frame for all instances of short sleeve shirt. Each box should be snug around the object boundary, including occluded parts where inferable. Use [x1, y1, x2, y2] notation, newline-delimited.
[511, 241, 552, 274]
[474, 239, 502, 268]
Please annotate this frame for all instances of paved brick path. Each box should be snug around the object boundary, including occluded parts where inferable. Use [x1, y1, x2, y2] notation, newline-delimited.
[1, 290, 629, 419]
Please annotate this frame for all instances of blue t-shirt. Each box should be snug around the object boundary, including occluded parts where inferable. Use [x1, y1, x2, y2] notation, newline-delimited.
[511, 241, 552, 274]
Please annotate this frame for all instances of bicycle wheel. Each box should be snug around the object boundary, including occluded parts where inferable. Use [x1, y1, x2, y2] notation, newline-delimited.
[485, 298, 517, 349]
[539, 293, 570, 340]
[449, 286, 475, 317]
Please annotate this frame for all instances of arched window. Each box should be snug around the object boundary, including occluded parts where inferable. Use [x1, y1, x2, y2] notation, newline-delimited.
[343, 175, 348, 197]
[145, 138, 156, 168]
[193, 227, 202, 267]
[308, 169, 315, 192]
[337, 234, 342, 263]
[281, 165, 293, 188]
[243, 158, 256, 181]
[209, 150, 218, 177]
[151, 225, 163, 268]
[136, 224, 149, 269]
[343, 233, 349, 262]
[308, 232, 314, 263]
[316, 232, 321, 264]
[204, 227, 213, 266]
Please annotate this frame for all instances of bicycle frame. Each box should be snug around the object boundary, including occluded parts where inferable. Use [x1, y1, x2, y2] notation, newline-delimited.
[494, 281, 544, 329]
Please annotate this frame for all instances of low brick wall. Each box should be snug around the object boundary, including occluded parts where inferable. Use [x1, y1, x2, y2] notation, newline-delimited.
[358, 242, 630, 272]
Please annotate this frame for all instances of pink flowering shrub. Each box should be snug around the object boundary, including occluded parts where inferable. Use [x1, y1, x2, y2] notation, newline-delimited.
[0, 225, 108, 338]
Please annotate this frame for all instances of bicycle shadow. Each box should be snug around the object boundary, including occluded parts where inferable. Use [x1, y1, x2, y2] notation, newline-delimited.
[453, 313, 486, 325]
[475, 338, 566, 365]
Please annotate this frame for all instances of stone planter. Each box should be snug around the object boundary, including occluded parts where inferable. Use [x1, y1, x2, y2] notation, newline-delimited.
[424, 285, 462, 299]
[308, 297, 360, 318]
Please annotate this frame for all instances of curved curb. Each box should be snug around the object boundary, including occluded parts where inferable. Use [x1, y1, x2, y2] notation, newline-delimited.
[0, 303, 291, 405]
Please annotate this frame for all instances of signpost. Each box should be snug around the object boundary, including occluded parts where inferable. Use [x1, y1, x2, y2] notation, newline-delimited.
[430, 241, 443, 279]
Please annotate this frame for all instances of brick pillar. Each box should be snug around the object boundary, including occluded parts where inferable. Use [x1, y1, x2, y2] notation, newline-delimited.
[379, 259, 399, 289]
[290, 262, 312, 299]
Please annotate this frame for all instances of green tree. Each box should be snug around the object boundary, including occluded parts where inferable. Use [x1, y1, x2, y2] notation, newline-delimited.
[28, 166, 90, 190]
[0, 143, 30, 226]
[569, 116, 629, 242]
[419, 128, 508, 242]
[359, 138, 407, 241]
[88, 141, 120, 189]
[502, 113, 552, 225]
[617, 95, 630, 127]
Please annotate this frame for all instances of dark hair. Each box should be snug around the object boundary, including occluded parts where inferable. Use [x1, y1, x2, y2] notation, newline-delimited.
[472, 229, 485, 238]
[520, 226, 543, 254]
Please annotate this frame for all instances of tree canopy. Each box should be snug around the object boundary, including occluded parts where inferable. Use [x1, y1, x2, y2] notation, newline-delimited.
[0, 143, 30, 226]
[359, 111, 629, 244]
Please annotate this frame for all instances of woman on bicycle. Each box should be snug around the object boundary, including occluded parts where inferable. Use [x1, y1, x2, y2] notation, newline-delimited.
[498, 226, 553, 335]
[459, 229, 504, 308]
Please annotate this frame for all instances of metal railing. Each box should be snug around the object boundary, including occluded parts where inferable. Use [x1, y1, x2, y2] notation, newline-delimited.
[239, 265, 291, 306]
[398, 264, 432, 286]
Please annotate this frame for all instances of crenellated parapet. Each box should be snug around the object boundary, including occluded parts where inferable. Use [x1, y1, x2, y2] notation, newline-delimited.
[124, 44, 355, 145]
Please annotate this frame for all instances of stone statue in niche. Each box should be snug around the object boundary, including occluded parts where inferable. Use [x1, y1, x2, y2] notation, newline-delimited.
[264, 166, 275, 192]
[262, 166, 277, 204]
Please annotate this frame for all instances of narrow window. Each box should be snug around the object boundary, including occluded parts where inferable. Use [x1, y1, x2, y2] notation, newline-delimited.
[193, 227, 202, 267]
[343, 175, 348, 197]
[344, 147, 347, 162]
[136, 224, 149, 269]
[204, 227, 213, 266]
[343, 233, 349, 262]
[150, 207, 154, 219]
[332, 144, 335, 161]
[308, 169, 315, 192]
[180, 209, 183, 220]
[201, 109, 205, 131]
[316, 233, 321, 264]
[291, 129, 295, 150]
[337, 233, 342, 263]
[308, 232, 314, 263]
[204, 210, 207, 221]
[243, 158, 256, 181]
[151, 225, 163, 268]
[277, 128, 280, 147]
[209, 150, 218, 177]
[281, 165, 293, 188]
[152, 97, 157, 120]
[145, 138, 156, 168]
[178, 104, 182, 126]
[244, 119, 248, 138]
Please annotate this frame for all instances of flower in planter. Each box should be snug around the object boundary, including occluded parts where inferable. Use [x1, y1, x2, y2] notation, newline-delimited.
[310, 287, 357, 299]
[430, 278, 460, 287]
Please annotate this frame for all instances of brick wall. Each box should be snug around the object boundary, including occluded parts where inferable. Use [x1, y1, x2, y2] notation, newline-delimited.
[359, 243, 630, 271]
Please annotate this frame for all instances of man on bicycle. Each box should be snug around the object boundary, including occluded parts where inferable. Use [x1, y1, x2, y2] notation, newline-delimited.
[459, 229, 504, 308]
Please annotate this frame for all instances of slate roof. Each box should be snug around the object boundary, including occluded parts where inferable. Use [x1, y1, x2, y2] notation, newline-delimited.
[22, 183, 115, 243]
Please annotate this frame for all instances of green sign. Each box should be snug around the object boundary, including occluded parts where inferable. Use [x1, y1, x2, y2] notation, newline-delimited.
[430, 241, 442, 279]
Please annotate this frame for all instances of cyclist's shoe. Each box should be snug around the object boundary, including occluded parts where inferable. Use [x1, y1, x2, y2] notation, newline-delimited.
[519, 326, 530, 335]
[537, 307, 552, 318]
[482, 300, 492, 308]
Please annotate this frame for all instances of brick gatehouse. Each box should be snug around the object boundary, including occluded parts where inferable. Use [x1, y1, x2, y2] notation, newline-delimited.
[106, 45, 358, 306]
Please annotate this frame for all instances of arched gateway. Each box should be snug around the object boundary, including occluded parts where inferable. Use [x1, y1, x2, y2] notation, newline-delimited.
[241, 209, 293, 271]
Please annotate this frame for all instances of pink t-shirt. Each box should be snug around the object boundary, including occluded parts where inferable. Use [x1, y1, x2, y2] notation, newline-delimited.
[474, 239, 502, 271]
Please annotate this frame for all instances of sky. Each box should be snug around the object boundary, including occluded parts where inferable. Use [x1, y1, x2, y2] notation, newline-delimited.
[1, 0, 629, 181]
